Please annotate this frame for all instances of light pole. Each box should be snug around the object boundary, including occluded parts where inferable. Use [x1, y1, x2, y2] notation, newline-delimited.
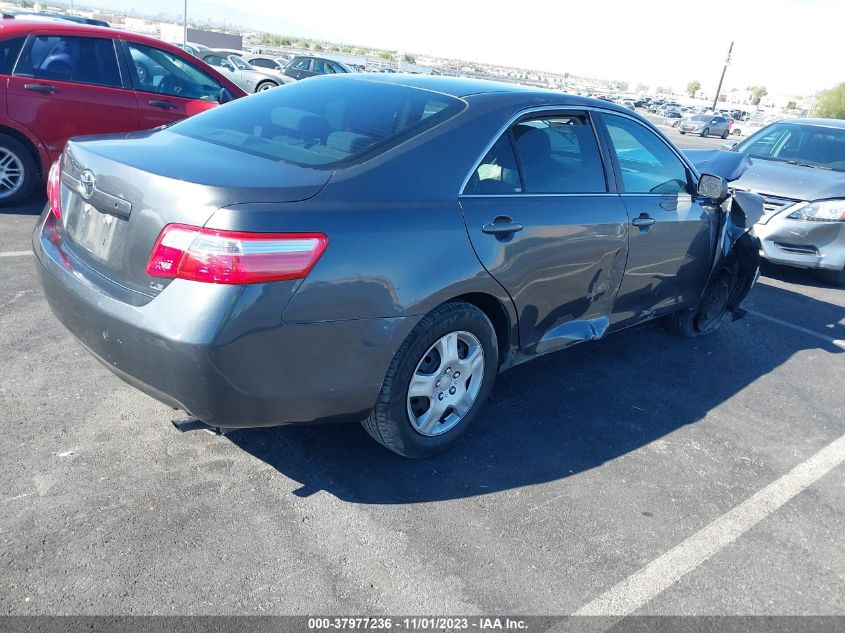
[183, 0, 188, 46]
[711, 41, 733, 112]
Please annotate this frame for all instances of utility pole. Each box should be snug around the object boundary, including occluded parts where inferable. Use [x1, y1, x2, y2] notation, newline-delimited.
[711, 41, 733, 112]
[183, 0, 188, 46]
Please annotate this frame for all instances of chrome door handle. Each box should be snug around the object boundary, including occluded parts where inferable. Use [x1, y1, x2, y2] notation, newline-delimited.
[631, 214, 656, 228]
[24, 83, 57, 94]
[482, 217, 524, 236]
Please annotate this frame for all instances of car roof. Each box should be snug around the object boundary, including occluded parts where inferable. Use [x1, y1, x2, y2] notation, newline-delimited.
[339, 73, 636, 113]
[0, 16, 169, 47]
[778, 118, 845, 130]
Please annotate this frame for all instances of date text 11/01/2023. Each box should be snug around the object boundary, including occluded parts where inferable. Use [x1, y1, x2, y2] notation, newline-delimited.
[307, 618, 529, 630]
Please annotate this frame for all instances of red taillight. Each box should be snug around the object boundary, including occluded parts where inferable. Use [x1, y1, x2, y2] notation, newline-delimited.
[146, 224, 328, 284]
[47, 160, 62, 219]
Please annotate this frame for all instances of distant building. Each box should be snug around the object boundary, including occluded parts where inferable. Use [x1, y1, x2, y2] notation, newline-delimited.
[158, 24, 243, 50]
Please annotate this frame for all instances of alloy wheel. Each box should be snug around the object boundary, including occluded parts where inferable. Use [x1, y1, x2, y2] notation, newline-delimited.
[0, 147, 25, 200]
[406, 330, 485, 436]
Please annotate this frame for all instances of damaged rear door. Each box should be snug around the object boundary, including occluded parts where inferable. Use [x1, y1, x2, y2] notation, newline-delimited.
[460, 110, 629, 354]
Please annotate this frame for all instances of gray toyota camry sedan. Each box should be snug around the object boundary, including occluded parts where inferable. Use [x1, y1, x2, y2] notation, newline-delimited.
[34, 75, 762, 457]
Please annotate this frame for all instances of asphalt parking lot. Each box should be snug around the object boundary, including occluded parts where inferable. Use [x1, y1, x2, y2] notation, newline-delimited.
[1, 130, 843, 616]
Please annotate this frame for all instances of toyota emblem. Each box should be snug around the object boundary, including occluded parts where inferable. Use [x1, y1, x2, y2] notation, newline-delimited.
[79, 170, 96, 200]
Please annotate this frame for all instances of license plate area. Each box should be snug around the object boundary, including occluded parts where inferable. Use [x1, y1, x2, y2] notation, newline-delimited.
[62, 192, 128, 266]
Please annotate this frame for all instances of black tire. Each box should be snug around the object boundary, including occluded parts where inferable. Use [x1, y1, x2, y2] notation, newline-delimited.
[361, 301, 498, 458]
[665, 270, 733, 338]
[721, 129, 730, 139]
[679, 131, 686, 135]
[732, 128, 742, 136]
[255, 81, 278, 92]
[0, 134, 38, 206]
[818, 267, 845, 287]
[700, 127, 710, 138]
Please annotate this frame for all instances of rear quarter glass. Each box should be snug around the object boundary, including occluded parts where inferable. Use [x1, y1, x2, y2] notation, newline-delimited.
[169, 76, 466, 169]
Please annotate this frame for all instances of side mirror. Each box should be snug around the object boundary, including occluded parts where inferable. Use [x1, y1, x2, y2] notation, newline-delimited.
[698, 173, 728, 200]
[721, 141, 737, 151]
[222, 62, 234, 72]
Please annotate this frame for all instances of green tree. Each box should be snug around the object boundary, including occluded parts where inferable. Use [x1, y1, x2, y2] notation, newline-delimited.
[814, 83, 845, 119]
[747, 85, 768, 105]
[402, 53, 416, 64]
[379, 51, 394, 61]
[686, 80, 701, 98]
[313, 43, 323, 52]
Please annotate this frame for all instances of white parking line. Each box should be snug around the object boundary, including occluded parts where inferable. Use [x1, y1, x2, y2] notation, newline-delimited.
[0, 250, 32, 258]
[746, 309, 845, 350]
[572, 434, 845, 617]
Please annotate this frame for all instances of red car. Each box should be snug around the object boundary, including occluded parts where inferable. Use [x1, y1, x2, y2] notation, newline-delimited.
[0, 16, 246, 205]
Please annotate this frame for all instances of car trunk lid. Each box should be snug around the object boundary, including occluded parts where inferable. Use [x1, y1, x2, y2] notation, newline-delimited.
[56, 130, 332, 300]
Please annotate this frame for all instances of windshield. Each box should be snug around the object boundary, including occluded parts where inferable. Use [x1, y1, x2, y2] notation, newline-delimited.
[171, 76, 465, 168]
[230, 55, 250, 70]
[736, 122, 845, 172]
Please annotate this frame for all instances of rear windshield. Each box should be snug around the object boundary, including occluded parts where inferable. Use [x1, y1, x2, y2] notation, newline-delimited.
[170, 77, 465, 168]
[692, 115, 710, 122]
[736, 122, 845, 172]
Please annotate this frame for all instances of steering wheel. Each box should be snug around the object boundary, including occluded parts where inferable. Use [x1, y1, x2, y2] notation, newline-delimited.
[158, 75, 177, 95]
[135, 62, 149, 85]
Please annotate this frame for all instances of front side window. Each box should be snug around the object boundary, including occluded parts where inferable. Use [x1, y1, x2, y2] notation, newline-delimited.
[292, 58, 311, 70]
[313, 59, 332, 74]
[171, 77, 464, 167]
[127, 43, 222, 101]
[465, 135, 522, 194]
[0, 37, 25, 75]
[603, 114, 689, 194]
[15, 35, 121, 88]
[230, 56, 249, 70]
[511, 114, 606, 193]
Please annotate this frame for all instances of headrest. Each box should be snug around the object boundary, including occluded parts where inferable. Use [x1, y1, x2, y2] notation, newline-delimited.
[326, 131, 374, 155]
[271, 107, 328, 139]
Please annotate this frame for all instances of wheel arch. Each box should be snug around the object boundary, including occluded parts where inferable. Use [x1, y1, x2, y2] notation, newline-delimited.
[0, 123, 47, 180]
[447, 291, 516, 371]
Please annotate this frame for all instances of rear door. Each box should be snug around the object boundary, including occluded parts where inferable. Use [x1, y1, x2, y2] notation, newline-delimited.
[7, 31, 139, 161]
[121, 41, 224, 128]
[597, 112, 718, 328]
[460, 110, 630, 354]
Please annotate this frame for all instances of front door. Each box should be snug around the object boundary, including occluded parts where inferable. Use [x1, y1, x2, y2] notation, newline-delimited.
[123, 41, 223, 129]
[8, 33, 139, 162]
[598, 113, 718, 329]
[460, 111, 630, 354]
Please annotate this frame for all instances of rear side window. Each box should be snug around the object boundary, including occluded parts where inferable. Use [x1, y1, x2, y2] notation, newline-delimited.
[0, 37, 25, 75]
[15, 35, 122, 87]
[171, 77, 464, 167]
[250, 58, 276, 69]
[511, 114, 606, 193]
[465, 134, 522, 194]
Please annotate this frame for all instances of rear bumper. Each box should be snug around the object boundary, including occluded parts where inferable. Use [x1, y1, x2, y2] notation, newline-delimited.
[33, 210, 415, 428]
[753, 216, 845, 272]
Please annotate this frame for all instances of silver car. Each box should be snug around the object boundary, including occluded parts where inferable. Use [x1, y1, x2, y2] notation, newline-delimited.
[725, 118, 845, 286]
[244, 55, 297, 84]
[679, 114, 732, 138]
[198, 51, 282, 93]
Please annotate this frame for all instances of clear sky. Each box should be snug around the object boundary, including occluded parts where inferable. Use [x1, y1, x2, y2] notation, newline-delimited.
[93, 0, 843, 96]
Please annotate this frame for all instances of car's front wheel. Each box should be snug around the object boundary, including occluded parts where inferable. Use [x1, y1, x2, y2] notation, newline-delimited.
[255, 81, 278, 92]
[361, 301, 498, 457]
[818, 267, 845, 287]
[0, 134, 37, 206]
[732, 128, 742, 136]
[700, 127, 710, 137]
[665, 270, 732, 338]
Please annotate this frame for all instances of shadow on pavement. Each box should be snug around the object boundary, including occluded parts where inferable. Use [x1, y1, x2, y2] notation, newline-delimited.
[0, 192, 45, 216]
[228, 283, 841, 504]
